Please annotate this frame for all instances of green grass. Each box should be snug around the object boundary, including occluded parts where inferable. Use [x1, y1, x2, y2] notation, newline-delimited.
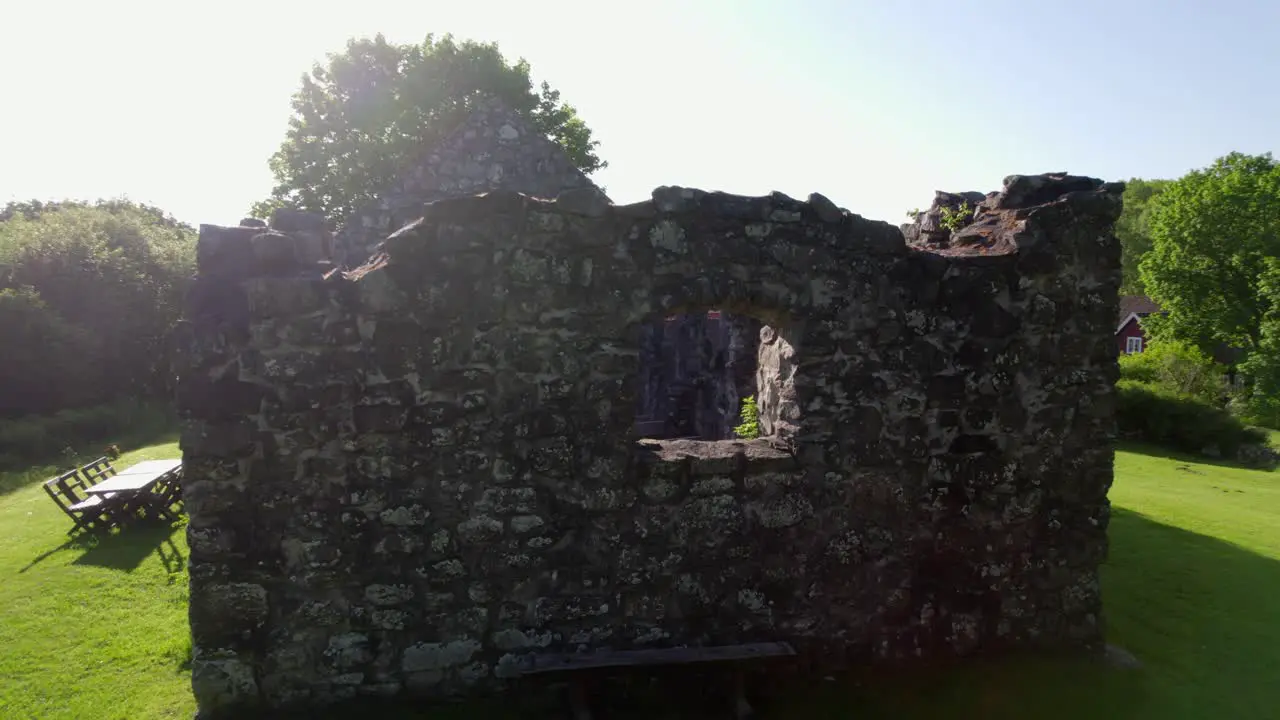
[1, 441, 1278, 719]
[0, 440, 192, 720]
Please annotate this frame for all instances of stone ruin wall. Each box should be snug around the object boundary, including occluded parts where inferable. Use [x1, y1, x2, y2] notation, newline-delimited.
[332, 96, 607, 269]
[329, 95, 759, 443]
[175, 173, 1123, 716]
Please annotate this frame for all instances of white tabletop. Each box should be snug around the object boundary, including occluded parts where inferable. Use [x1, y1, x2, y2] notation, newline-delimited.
[115, 459, 182, 477]
[85, 459, 181, 495]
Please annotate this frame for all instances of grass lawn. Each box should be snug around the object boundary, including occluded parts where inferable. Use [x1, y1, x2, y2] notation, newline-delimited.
[0, 439, 192, 720]
[1, 441, 1278, 719]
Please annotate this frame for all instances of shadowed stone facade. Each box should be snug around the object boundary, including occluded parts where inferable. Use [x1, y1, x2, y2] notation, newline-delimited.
[176, 172, 1124, 717]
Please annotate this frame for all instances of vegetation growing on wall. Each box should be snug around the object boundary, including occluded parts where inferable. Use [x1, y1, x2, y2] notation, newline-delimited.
[733, 395, 760, 439]
[938, 201, 973, 231]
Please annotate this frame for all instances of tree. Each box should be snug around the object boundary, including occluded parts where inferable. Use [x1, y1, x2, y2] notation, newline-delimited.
[0, 200, 196, 416]
[1114, 178, 1172, 294]
[0, 286, 96, 416]
[1118, 338, 1223, 405]
[1139, 152, 1280, 355]
[251, 33, 606, 225]
[1236, 258, 1280, 427]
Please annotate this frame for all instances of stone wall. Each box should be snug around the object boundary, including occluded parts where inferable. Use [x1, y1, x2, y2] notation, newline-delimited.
[176, 173, 1123, 717]
[331, 96, 607, 269]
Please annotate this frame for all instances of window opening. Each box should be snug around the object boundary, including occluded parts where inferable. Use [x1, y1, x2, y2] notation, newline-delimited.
[635, 309, 791, 442]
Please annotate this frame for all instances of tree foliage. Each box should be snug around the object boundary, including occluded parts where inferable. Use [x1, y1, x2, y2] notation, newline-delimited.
[1118, 339, 1223, 405]
[1235, 258, 1280, 427]
[1115, 379, 1264, 457]
[0, 200, 196, 417]
[1139, 152, 1280, 354]
[1115, 178, 1172, 294]
[251, 33, 606, 225]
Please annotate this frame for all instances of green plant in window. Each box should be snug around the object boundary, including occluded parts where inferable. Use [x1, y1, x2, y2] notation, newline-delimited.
[733, 395, 761, 439]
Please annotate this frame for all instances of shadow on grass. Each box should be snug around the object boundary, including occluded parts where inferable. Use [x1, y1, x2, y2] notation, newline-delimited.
[1095, 507, 1280, 719]
[68, 520, 186, 573]
[773, 507, 1280, 719]
[15, 519, 188, 576]
[203, 507, 1280, 720]
[17, 537, 87, 573]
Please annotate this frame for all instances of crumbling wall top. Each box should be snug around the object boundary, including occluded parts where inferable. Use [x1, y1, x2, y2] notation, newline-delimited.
[331, 96, 609, 268]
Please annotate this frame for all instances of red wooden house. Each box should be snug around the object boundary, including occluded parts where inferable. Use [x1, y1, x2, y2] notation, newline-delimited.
[1116, 295, 1162, 355]
[1115, 296, 1245, 395]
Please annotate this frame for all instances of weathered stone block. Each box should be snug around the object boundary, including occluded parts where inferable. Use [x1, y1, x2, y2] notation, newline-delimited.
[245, 277, 326, 318]
[401, 639, 482, 673]
[190, 583, 269, 647]
[475, 488, 538, 514]
[191, 649, 260, 711]
[355, 268, 409, 313]
[249, 231, 299, 272]
[352, 404, 407, 434]
[456, 515, 505, 544]
[365, 584, 415, 606]
[184, 275, 250, 328]
[270, 208, 328, 234]
[197, 224, 257, 278]
[179, 419, 256, 458]
[175, 376, 265, 420]
[325, 633, 373, 670]
[745, 494, 815, 529]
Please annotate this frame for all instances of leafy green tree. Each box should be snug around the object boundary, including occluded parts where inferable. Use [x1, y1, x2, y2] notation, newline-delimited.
[251, 33, 606, 225]
[0, 200, 196, 416]
[1236, 258, 1280, 427]
[1139, 152, 1280, 354]
[1118, 339, 1223, 405]
[0, 286, 96, 416]
[1114, 178, 1172, 294]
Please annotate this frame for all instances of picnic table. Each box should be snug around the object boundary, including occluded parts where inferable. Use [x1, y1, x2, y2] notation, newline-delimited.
[111, 459, 182, 478]
[84, 458, 182, 525]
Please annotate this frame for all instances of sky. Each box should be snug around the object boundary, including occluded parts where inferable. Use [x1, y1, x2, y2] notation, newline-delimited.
[0, 0, 1276, 227]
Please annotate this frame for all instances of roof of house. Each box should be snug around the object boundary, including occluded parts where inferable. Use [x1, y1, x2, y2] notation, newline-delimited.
[1119, 295, 1161, 324]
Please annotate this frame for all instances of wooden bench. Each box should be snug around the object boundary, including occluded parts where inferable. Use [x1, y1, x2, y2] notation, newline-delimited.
[519, 641, 796, 720]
